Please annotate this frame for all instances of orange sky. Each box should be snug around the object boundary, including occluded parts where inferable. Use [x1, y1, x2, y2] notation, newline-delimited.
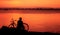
[0, 0, 60, 8]
[0, 0, 60, 33]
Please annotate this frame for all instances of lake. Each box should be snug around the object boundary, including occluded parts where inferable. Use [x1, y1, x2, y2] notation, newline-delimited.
[0, 10, 60, 33]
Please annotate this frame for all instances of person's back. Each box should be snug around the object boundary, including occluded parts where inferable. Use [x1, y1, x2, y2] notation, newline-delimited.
[17, 17, 25, 32]
[17, 19, 23, 28]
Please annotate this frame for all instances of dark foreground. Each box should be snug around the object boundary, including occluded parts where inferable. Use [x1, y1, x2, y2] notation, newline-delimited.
[0, 31, 60, 35]
[0, 26, 60, 35]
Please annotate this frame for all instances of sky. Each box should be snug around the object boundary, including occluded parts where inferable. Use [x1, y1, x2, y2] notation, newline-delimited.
[0, 0, 60, 8]
[0, 0, 60, 33]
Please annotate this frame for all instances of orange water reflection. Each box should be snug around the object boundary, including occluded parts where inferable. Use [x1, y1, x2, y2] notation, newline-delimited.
[0, 13, 60, 33]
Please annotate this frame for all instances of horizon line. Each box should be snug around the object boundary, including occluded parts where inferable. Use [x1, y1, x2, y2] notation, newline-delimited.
[0, 8, 60, 10]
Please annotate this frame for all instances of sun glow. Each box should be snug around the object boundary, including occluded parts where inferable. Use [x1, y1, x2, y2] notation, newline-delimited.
[0, 0, 60, 8]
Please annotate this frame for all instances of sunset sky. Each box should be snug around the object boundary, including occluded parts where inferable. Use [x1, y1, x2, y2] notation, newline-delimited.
[0, 0, 60, 33]
[0, 0, 60, 8]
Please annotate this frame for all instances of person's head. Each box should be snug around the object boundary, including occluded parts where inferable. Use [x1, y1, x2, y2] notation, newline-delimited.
[19, 17, 22, 21]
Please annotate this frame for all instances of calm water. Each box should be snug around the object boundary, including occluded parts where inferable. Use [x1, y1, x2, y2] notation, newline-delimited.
[0, 10, 60, 33]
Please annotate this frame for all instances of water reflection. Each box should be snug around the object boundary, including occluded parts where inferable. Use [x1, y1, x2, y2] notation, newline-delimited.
[0, 10, 60, 33]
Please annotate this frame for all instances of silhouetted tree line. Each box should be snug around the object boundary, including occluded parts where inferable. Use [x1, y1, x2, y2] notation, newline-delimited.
[0, 8, 60, 10]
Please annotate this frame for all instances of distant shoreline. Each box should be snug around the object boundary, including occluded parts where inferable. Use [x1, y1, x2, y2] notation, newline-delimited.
[0, 8, 60, 10]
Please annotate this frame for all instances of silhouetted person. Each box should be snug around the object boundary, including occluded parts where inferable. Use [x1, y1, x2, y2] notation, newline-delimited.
[17, 17, 25, 32]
